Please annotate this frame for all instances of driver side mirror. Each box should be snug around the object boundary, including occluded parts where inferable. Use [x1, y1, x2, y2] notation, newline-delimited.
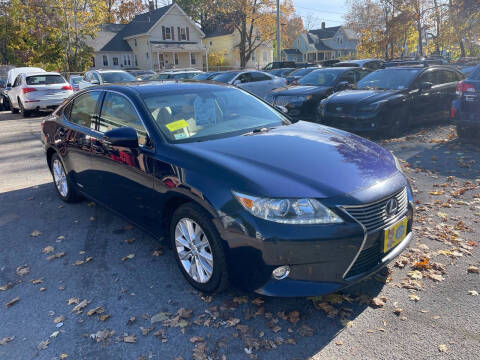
[233, 79, 242, 86]
[335, 81, 351, 91]
[418, 82, 433, 90]
[103, 127, 138, 148]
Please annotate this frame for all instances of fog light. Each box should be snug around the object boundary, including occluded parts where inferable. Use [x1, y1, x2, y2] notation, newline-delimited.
[272, 266, 290, 280]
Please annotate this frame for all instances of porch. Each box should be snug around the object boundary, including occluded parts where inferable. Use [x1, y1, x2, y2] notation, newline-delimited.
[151, 42, 207, 71]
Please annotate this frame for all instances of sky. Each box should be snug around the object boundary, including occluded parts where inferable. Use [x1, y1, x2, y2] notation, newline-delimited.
[292, 0, 349, 28]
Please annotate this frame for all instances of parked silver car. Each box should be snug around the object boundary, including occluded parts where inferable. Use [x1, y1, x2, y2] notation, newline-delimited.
[8, 72, 73, 117]
[210, 70, 287, 99]
[78, 70, 137, 90]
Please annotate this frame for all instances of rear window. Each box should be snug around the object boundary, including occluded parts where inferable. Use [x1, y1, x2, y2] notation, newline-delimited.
[469, 66, 480, 80]
[26, 75, 65, 85]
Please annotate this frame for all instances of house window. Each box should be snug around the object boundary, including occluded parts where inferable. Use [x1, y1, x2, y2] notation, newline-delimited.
[317, 52, 325, 60]
[123, 54, 131, 66]
[251, 51, 256, 61]
[103, 55, 108, 66]
[174, 53, 179, 65]
[134, 55, 138, 67]
[113, 57, 119, 66]
[180, 28, 186, 41]
[134, 39, 137, 47]
[325, 52, 332, 60]
[307, 53, 316, 62]
[337, 36, 344, 45]
[165, 27, 171, 40]
[190, 53, 196, 65]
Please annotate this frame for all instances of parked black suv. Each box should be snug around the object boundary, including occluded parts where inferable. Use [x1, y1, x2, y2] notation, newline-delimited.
[319, 65, 464, 136]
[266, 67, 371, 121]
[452, 65, 480, 141]
[263, 61, 296, 70]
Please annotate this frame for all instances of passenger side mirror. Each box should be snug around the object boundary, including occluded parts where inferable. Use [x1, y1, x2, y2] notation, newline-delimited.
[233, 79, 242, 86]
[418, 82, 433, 90]
[103, 127, 138, 148]
[90, 79, 100, 85]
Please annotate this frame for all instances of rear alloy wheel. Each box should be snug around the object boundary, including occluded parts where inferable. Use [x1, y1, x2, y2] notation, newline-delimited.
[19, 100, 32, 118]
[50, 153, 82, 203]
[170, 203, 229, 293]
[11, 103, 19, 114]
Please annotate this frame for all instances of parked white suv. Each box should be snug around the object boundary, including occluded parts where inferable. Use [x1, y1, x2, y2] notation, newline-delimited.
[8, 72, 73, 117]
[78, 70, 137, 90]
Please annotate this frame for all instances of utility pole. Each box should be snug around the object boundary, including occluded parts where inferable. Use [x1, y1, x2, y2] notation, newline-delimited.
[276, 0, 281, 61]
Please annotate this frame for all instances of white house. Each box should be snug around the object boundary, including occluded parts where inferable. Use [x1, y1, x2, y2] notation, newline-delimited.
[87, 2, 207, 71]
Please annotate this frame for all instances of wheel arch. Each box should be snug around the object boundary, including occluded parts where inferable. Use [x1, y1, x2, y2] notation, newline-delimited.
[46, 146, 58, 172]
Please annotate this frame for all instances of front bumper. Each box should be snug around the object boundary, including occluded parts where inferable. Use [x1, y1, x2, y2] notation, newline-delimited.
[321, 112, 385, 134]
[219, 182, 414, 297]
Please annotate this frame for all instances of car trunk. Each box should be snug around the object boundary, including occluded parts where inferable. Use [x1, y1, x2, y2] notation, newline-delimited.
[24, 75, 71, 101]
[461, 80, 480, 115]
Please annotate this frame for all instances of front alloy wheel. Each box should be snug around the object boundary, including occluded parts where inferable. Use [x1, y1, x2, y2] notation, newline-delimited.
[170, 203, 229, 293]
[50, 153, 82, 203]
[175, 218, 214, 283]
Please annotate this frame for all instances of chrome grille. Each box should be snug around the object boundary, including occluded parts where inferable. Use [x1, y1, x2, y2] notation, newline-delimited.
[343, 188, 408, 233]
[273, 96, 292, 106]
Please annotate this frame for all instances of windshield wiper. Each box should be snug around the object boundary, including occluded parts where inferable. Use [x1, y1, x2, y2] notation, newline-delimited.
[244, 127, 275, 136]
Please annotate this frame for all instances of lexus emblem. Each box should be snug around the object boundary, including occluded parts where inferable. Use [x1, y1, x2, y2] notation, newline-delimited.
[386, 198, 398, 216]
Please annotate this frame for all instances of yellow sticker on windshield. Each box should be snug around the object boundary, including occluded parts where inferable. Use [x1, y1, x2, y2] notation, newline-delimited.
[166, 119, 189, 132]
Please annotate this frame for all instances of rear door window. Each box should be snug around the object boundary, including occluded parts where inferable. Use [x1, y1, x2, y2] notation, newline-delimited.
[68, 91, 101, 129]
[250, 72, 272, 82]
[26, 75, 65, 85]
[338, 71, 356, 84]
[438, 70, 457, 84]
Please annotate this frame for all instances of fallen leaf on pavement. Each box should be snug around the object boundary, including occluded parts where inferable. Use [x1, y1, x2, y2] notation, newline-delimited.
[87, 307, 104, 316]
[31, 230, 42, 237]
[50, 331, 59, 338]
[42, 246, 54, 254]
[67, 298, 80, 305]
[154, 329, 167, 342]
[100, 314, 111, 322]
[91, 329, 115, 342]
[190, 336, 204, 343]
[407, 270, 423, 280]
[72, 299, 90, 314]
[37, 339, 50, 350]
[123, 335, 136, 343]
[0, 282, 13, 291]
[0, 337, 14, 345]
[408, 293, 420, 302]
[59, 354, 68, 359]
[54, 315, 64, 323]
[467, 265, 479, 274]
[251, 297, 264, 306]
[5, 297, 20, 308]
[335, 340, 343, 345]
[30, 278, 43, 284]
[438, 344, 448, 352]
[125, 238, 136, 244]
[370, 297, 386, 308]
[46, 252, 65, 261]
[150, 312, 169, 324]
[298, 324, 314, 336]
[140, 327, 154, 336]
[121, 254, 135, 261]
[393, 308, 403, 316]
[177, 308, 193, 319]
[152, 249, 163, 256]
[72, 257, 93, 266]
[16, 265, 29, 276]
[468, 290, 478, 296]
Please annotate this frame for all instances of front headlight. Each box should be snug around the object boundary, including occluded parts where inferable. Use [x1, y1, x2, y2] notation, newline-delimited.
[357, 100, 386, 113]
[233, 191, 343, 224]
[289, 94, 312, 103]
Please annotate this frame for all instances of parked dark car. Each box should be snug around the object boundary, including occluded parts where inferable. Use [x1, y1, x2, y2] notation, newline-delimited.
[40, 82, 413, 296]
[319, 65, 464, 136]
[333, 59, 385, 70]
[267, 68, 296, 77]
[452, 65, 480, 140]
[384, 57, 445, 68]
[285, 67, 320, 84]
[127, 70, 156, 80]
[263, 61, 296, 70]
[0, 79, 8, 111]
[266, 67, 371, 121]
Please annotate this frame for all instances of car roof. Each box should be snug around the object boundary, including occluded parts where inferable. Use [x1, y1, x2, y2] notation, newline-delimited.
[93, 69, 129, 73]
[85, 81, 234, 97]
[25, 72, 62, 77]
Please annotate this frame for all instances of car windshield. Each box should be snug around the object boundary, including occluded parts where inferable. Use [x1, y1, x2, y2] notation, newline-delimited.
[357, 69, 420, 90]
[26, 75, 65, 85]
[143, 87, 288, 143]
[173, 73, 198, 80]
[298, 70, 340, 86]
[211, 72, 240, 83]
[289, 68, 315, 77]
[193, 73, 214, 80]
[101, 72, 136, 83]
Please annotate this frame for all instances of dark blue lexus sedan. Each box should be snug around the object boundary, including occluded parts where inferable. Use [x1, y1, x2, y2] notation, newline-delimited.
[40, 81, 413, 297]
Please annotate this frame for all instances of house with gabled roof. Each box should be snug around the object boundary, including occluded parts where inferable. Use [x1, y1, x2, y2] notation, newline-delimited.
[292, 23, 358, 63]
[86, 2, 207, 71]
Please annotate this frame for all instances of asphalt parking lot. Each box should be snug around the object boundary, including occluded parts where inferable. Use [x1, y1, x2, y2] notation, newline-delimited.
[0, 111, 479, 360]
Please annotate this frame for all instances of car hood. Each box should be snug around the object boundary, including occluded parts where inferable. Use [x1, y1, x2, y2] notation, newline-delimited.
[329, 89, 402, 105]
[178, 121, 398, 199]
[271, 85, 332, 96]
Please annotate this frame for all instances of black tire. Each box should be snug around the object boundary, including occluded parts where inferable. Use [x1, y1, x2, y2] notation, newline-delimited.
[11, 104, 19, 114]
[170, 203, 229, 293]
[19, 100, 32, 118]
[50, 153, 82, 203]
